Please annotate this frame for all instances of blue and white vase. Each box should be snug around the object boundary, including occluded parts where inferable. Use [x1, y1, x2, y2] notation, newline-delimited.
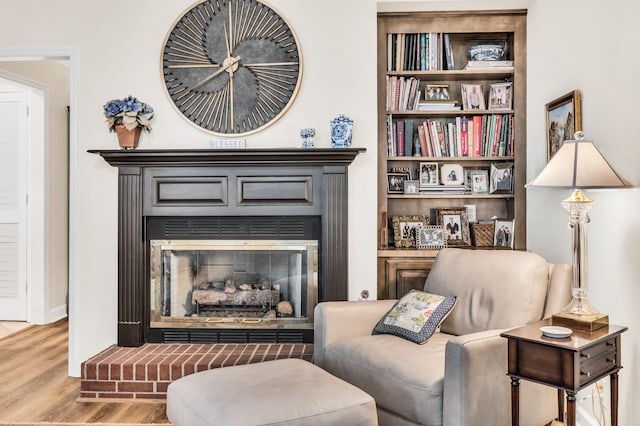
[330, 115, 353, 148]
[300, 128, 316, 148]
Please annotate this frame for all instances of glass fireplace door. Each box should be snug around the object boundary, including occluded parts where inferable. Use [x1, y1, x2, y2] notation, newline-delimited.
[149, 240, 318, 329]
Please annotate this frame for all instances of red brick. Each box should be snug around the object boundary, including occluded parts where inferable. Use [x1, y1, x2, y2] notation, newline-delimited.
[80, 392, 97, 399]
[118, 381, 154, 393]
[156, 381, 171, 393]
[81, 381, 116, 392]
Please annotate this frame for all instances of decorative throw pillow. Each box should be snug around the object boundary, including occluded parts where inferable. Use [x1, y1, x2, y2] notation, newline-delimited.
[372, 290, 457, 344]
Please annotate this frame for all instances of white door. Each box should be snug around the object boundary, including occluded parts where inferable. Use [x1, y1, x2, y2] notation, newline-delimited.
[0, 91, 28, 320]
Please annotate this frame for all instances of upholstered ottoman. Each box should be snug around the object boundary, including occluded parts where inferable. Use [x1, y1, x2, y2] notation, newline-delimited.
[166, 358, 378, 426]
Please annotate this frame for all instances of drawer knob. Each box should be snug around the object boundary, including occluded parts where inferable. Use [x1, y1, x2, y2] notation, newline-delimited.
[581, 371, 591, 378]
[607, 341, 615, 347]
[581, 353, 591, 359]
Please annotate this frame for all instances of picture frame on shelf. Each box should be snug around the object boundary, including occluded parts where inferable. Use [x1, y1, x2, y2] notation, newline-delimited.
[419, 162, 439, 186]
[488, 82, 513, 110]
[469, 169, 489, 194]
[425, 84, 451, 101]
[440, 163, 464, 186]
[438, 207, 470, 246]
[404, 180, 419, 194]
[493, 218, 515, 249]
[391, 215, 429, 248]
[489, 163, 513, 194]
[416, 225, 447, 250]
[546, 89, 582, 162]
[387, 172, 410, 194]
[461, 83, 485, 110]
[463, 167, 485, 191]
[464, 204, 477, 223]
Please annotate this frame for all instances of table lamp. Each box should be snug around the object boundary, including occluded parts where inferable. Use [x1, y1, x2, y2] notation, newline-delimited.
[527, 132, 630, 331]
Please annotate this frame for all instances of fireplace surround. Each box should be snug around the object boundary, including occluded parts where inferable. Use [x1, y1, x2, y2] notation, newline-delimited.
[90, 148, 363, 346]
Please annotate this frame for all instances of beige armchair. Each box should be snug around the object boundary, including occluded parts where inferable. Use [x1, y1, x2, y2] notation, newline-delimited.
[314, 248, 571, 426]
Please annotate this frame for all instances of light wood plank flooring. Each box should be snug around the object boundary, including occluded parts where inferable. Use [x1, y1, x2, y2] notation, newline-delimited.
[0, 319, 169, 425]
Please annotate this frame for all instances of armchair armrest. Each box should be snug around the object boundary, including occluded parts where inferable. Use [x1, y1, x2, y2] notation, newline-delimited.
[443, 329, 557, 426]
[443, 329, 510, 425]
[313, 300, 396, 367]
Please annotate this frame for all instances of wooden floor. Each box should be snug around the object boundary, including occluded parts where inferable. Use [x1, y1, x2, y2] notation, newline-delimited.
[0, 319, 169, 425]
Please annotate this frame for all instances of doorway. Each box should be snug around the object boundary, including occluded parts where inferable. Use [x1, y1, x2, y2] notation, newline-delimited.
[0, 54, 72, 335]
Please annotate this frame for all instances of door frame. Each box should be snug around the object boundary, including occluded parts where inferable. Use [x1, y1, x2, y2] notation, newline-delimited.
[0, 47, 78, 376]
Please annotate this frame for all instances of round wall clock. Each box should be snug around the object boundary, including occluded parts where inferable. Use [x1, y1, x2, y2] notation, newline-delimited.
[161, 0, 302, 136]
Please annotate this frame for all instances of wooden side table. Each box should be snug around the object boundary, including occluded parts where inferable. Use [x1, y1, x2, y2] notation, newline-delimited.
[501, 319, 627, 426]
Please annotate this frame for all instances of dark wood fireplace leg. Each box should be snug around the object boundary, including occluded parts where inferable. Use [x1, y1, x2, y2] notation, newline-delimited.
[118, 166, 145, 346]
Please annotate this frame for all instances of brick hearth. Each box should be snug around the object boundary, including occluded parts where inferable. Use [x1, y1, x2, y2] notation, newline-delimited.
[80, 343, 313, 401]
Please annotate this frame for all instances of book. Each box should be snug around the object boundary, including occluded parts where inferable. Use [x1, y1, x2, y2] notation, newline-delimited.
[417, 124, 429, 157]
[396, 120, 404, 156]
[443, 34, 454, 70]
[472, 116, 482, 157]
[416, 102, 461, 111]
[464, 60, 514, 69]
[460, 117, 468, 157]
[404, 120, 414, 156]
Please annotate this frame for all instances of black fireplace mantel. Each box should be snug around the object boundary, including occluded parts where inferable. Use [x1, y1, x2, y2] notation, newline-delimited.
[90, 148, 365, 346]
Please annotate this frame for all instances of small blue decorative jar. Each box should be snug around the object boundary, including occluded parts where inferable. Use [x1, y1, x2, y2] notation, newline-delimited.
[300, 128, 316, 148]
[330, 115, 353, 148]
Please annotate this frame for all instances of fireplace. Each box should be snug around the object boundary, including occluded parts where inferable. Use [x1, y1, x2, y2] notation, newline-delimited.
[149, 238, 318, 326]
[90, 148, 363, 346]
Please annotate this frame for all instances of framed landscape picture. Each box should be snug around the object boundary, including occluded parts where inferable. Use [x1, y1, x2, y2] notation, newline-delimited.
[546, 90, 582, 161]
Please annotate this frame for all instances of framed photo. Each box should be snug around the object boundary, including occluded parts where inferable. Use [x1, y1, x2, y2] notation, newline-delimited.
[469, 169, 489, 193]
[425, 84, 451, 101]
[440, 163, 463, 186]
[387, 172, 410, 194]
[494, 218, 515, 249]
[488, 82, 513, 110]
[489, 163, 513, 194]
[416, 226, 447, 250]
[461, 84, 485, 110]
[390, 166, 412, 179]
[404, 180, 419, 194]
[546, 90, 582, 161]
[464, 204, 477, 223]
[419, 162, 439, 186]
[391, 215, 429, 248]
[438, 207, 470, 246]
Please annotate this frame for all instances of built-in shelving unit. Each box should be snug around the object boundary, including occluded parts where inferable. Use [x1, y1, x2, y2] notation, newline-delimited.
[377, 10, 527, 299]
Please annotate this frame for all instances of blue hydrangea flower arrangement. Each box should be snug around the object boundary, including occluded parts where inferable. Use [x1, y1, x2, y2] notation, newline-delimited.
[103, 95, 154, 132]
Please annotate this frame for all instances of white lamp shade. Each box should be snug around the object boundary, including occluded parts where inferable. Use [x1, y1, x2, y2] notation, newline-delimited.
[527, 139, 629, 189]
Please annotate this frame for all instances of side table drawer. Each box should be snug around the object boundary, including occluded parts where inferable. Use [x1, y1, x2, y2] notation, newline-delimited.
[580, 338, 619, 386]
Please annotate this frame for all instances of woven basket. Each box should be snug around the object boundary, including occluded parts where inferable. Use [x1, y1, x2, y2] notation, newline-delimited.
[471, 223, 495, 247]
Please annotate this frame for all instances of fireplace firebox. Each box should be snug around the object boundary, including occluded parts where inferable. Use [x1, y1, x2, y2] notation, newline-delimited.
[90, 148, 363, 346]
[149, 239, 318, 326]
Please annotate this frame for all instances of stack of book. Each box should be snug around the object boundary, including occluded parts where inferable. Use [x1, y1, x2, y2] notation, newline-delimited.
[416, 101, 461, 111]
[419, 185, 466, 194]
[463, 60, 514, 71]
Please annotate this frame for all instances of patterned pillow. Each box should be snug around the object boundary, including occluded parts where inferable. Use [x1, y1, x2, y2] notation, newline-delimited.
[372, 290, 457, 344]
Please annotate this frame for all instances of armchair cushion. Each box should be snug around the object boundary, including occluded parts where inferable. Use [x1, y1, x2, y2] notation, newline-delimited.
[372, 290, 457, 344]
[323, 332, 454, 426]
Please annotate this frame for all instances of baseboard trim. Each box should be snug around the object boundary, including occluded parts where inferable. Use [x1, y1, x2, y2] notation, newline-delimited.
[48, 304, 68, 323]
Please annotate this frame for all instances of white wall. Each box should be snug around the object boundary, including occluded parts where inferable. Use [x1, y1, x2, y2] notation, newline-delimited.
[0, 0, 378, 376]
[527, 0, 640, 423]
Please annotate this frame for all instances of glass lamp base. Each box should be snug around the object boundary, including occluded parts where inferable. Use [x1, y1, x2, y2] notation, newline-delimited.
[552, 287, 609, 331]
